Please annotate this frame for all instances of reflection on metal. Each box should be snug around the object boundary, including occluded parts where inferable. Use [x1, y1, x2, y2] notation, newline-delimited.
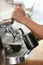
[0, 24, 32, 65]
[0, 18, 38, 65]
[2, 49, 32, 65]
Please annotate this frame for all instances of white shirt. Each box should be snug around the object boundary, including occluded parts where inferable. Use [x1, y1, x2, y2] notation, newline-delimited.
[23, 0, 43, 25]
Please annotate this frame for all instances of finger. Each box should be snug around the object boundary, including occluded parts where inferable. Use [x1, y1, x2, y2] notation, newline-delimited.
[15, 4, 22, 9]
[12, 13, 15, 19]
[12, 9, 17, 15]
[12, 11, 16, 18]
[15, 4, 22, 7]
[12, 12, 15, 18]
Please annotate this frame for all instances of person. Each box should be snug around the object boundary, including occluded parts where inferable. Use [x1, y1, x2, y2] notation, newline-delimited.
[12, 2, 43, 40]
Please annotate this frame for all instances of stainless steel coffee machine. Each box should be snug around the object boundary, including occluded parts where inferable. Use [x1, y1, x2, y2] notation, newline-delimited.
[0, 18, 38, 65]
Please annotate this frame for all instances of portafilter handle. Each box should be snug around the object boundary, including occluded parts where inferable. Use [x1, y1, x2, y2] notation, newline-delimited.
[0, 18, 14, 26]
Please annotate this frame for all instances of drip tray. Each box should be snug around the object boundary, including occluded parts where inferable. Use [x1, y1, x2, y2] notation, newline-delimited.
[3, 43, 30, 65]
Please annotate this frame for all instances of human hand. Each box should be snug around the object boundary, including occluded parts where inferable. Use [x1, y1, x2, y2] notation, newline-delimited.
[12, 5, 27, 24]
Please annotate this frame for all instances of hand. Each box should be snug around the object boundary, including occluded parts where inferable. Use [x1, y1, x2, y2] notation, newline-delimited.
[12, 5, 27, 24]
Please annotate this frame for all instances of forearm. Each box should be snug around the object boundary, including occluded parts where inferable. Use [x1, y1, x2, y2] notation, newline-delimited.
[12, 5, 43, 39]
[23, 17, 43, 39]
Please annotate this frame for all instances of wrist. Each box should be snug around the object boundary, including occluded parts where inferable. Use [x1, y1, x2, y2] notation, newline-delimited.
[21, 16, 29, 25]
[23, 16, 33, 30]
[23, 16, 30, 26]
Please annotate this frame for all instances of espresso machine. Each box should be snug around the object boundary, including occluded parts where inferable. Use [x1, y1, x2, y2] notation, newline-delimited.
[0, 18, 39, 65]
[0, 0, 38, 64]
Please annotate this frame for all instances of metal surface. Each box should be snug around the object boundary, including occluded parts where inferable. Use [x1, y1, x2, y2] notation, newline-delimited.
[7, 50, 32, 65]
[2, 49, 32, 65]
[0, 25, 32, 65]
[0, 18, 38, 65]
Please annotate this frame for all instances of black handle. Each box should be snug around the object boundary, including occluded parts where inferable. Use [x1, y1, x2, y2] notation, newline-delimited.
[17, 28, 39, 50]
[23, 33, 38, 50]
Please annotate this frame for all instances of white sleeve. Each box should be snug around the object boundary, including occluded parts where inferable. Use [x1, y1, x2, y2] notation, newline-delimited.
[23, 0, 36, 9]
